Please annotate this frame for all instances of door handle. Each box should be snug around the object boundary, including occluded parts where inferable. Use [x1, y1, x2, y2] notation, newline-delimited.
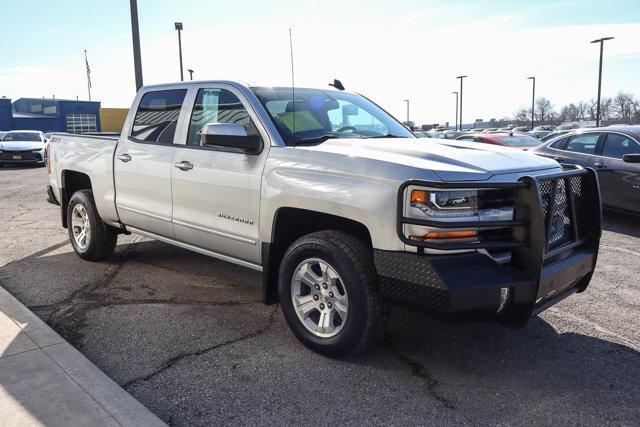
[174, 161, 193, 171]
[594, 162, 606, 169]
[117, 153, 132, 162]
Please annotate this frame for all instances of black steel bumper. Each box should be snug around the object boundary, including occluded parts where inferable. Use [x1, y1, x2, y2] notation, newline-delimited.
[376, 166, 601, 326]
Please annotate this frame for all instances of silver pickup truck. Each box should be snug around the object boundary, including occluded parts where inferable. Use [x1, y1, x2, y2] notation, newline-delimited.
[46, 81, 601, 357]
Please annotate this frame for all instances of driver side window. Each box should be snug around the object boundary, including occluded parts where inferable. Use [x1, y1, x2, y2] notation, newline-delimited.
[326, 100, 389, 135]
[187, 88, 261, 147]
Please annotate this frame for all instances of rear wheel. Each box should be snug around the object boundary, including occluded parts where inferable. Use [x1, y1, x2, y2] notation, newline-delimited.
[278, 231, 384, 357]
[67, 190, 118, 261]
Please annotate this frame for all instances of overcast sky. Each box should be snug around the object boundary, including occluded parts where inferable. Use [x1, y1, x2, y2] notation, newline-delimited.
[1, 0, 639, 125]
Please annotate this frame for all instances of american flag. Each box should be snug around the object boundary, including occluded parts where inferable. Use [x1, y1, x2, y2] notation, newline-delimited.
[85, 50, 91, 89]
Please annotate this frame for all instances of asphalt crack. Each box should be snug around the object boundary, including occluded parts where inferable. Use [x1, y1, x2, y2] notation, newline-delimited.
[383, 331, 454, 410]
[122, 306, 279, 390]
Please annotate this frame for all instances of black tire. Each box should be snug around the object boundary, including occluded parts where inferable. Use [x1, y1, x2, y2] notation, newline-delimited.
[67, 190, 118, 261]
[278, 231, 384, 358]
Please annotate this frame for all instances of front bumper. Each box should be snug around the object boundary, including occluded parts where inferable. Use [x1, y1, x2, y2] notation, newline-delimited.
[0, 150, 45, 164]
[377, 166, 601, 326]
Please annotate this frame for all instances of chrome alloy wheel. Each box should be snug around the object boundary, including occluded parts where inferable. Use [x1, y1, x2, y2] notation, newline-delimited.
[71, 204, 91, 250]
[290, 258, 349, 338]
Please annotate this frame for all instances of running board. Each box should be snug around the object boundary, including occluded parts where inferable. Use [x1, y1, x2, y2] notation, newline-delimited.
[124, 226, 263, 272]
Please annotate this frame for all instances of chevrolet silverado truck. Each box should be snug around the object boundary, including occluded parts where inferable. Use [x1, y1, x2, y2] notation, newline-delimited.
[46, 81, 601, 357]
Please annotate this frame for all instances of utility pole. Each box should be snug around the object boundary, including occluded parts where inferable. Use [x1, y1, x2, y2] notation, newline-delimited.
[452, 91, 458, 130]
[187, 69, 194, 81]
[175, 22, 184, 81]
[591, 36, 614, 127]
[527, 76, 535, 130]
[404, 99, 410, 128]
[129, 0, 143, 91]
[456, 75, 467, 131]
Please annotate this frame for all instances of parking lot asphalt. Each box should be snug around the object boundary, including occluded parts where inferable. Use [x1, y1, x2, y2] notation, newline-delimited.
[1, 165, 639, 425]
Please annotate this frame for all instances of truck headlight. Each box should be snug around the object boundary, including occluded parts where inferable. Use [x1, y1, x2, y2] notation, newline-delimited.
[410, 189, 477, 218]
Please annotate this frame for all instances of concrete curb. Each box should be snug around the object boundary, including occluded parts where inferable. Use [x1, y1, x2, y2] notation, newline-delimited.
[0, 285, 166, 426]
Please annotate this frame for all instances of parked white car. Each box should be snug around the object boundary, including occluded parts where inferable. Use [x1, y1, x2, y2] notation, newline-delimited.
[0, 130, 47, 167]
[45, 81, 602, 357]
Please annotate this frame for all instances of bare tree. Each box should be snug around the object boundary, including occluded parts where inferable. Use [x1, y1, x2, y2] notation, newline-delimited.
[514, 107, 530, 123]
[612, 91, 637, 120]
[589, 97, 612, 121]
[535, 97, 554, 123]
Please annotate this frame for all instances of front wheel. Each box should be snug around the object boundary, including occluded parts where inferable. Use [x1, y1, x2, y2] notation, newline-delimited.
[67, 190, 118, 261]
[278, 231, 384, 357]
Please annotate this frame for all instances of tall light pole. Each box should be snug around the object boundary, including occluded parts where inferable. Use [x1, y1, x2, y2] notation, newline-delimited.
[175, 22, 184, 81]
[404, 99, 410, 127]
[188, 69, 194, 81]
[527, 77, 535, 130]
[591, 36, 614, 127]
[129, 0, 143, 91]
[452, 91, 458, 130]
[456, 75, 467, 131]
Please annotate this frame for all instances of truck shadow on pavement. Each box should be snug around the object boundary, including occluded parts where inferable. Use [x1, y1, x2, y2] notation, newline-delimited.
[1, 237, 639, 424]
[602, 210, 639, 237]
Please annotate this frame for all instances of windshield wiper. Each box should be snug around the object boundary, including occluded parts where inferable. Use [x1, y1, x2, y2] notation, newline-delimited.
[294, 134, 339, 145]
[361, 134, 404, 139]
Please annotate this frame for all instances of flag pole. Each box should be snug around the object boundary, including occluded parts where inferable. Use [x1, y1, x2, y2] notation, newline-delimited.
[85, 50, 92, 101]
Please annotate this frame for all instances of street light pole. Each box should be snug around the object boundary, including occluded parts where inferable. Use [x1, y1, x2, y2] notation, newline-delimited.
[591, 36, 614, 127]
[527, 77, 535, 130]
[404, 99, 410, 127]
[456, 75, 467, 131]
[175, 22, 184, 81]
[187, 69, 194, 81]
[129, 0, 143, 91]
[452, 91, 458, 130]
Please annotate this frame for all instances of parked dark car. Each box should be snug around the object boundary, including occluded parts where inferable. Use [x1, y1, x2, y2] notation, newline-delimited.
[456, 132, 542, 150]
[531, 125, 640, 215]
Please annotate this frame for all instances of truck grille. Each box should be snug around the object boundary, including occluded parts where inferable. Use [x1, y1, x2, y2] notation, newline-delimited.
[539, 175, 584, 252]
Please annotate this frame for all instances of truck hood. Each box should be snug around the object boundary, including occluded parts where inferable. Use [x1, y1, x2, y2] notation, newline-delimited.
[297, 137, 559, 181]
[0, 140, 46, 151]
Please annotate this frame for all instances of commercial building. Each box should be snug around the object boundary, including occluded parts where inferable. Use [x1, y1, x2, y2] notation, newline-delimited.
[0, 97, 101, 133]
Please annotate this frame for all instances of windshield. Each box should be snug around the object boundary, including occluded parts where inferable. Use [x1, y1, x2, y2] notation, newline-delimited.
[495, 135, 541, 147]
[251, 87, 414, 145]
[2, 132, 41, 142]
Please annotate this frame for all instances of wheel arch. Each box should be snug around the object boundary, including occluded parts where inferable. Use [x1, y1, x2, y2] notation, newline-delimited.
[60, 169, 93, 228]
[261, 207, 373, 305]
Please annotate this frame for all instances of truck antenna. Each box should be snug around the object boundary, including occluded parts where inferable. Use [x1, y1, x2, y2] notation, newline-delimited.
[289, 28, 296, 135]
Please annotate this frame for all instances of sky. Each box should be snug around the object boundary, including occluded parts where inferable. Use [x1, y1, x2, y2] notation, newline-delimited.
[1, 0, 639, 125]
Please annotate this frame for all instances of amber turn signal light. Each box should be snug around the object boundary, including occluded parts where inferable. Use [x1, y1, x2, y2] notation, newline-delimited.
[410, 189, 428, 204]
[409, 230, 477, 240]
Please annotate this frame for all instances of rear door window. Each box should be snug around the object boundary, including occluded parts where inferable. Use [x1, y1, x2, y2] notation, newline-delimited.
[131, 89, 187, 144]
[564, 133, 600, 155]
[602, 133, 640, 159]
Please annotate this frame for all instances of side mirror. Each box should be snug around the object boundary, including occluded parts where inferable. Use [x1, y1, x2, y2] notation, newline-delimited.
[201, 123, 261, 154]
[623, 153, 640, 163]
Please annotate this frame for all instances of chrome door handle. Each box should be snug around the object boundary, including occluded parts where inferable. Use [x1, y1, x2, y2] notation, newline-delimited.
[117, 153, 132, 162]
[174, 161, 193, 171]
[594, 162, 605, 168]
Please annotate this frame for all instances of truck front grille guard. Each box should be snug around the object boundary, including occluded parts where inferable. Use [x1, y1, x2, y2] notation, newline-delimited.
[397, 165, 602, 263]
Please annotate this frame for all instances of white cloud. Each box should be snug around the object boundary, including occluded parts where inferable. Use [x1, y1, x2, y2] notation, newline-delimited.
[1, 13, 639, 127]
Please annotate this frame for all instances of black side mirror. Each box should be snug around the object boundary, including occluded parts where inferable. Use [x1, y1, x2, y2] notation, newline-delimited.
[201, 123, 262, 154]
[623, 153, 640, 163]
